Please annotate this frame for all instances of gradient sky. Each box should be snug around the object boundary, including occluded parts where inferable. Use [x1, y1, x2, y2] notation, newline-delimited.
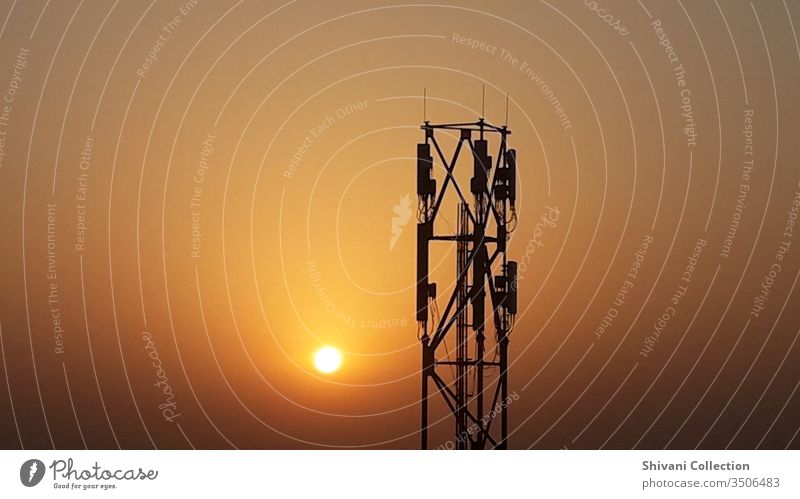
[1, 0, 800, 449]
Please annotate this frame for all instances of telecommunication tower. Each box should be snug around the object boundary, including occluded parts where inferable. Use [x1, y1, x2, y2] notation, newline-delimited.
[416, 108, 518, 449]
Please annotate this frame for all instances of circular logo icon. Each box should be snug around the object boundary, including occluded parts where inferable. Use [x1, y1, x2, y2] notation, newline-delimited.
[20, 459, 45, 487]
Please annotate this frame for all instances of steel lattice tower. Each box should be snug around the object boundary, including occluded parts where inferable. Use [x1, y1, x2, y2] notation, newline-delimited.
[416, 117, 518, 449]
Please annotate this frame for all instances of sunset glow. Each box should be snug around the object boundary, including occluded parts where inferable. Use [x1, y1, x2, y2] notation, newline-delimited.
[314, 346, 342, 374]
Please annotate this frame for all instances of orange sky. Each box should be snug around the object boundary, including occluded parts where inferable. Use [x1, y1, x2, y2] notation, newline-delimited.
[1, 0, 800, 449]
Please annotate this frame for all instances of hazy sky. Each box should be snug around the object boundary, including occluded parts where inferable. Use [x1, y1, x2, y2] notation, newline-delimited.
[1, 0, 799, 449]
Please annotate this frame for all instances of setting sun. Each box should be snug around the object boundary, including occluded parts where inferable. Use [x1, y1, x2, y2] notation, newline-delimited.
[314, 346, 342, 374]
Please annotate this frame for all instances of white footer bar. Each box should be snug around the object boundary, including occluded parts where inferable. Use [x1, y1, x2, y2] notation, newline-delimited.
[1, 450, 797, 498]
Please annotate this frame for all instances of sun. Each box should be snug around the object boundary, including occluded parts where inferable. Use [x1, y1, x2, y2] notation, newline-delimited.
[314, 346, 342, 373]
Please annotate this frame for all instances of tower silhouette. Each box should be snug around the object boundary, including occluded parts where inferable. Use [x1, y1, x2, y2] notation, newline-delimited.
[416, 114, 518, 449]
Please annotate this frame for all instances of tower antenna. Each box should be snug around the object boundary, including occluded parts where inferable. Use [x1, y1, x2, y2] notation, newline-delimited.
[481, 84, 485, 118]
[423, 87, 427, 123]
[505, 93, 509, 126]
